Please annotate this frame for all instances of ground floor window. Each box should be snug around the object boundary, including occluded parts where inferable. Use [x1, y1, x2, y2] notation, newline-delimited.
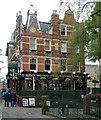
[25, 78, 33, 90]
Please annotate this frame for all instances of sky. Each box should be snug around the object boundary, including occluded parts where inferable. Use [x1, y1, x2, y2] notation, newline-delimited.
[0, 0, 99, 80]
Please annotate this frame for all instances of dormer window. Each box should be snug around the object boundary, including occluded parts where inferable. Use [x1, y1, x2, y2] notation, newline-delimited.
[61, 25, 67, 36]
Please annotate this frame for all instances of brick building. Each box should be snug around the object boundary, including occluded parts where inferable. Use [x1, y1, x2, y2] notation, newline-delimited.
[6, 5, 87, 93]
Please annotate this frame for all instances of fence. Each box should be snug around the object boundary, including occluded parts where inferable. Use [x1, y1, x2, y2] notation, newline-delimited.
[46, 97, 101, 119]
[20, 90, 86, 106]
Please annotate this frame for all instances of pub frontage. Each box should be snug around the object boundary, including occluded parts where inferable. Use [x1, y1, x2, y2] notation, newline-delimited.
[6, 5, 90, 95]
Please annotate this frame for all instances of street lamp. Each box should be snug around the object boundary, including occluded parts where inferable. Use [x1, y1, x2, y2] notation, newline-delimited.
[33, 70, 37, 90]
[73, 72, 75, 90]
[48, 71, 51, 90]
[83, 72, 88, 92]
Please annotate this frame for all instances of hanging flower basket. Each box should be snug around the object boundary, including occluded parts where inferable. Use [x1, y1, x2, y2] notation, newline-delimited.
[76, 78, 82, 85]
[25, 77, 32, 80]
[52, 78, 58, 83]
[65, 78, 70, 84]
[92, 79, 99, 83]
[40, 77, 46, 81]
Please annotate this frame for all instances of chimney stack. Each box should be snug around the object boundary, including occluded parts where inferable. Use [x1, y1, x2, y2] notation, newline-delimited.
[51, 10, 60, 35]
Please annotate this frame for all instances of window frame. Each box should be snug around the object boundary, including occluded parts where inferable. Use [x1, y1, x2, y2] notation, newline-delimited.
[44, 39, 51, 51]
[29, 38, 37, 50]
[60, 25, 67, 36]
[61, 42, 67, 53]
[61, 59, 67, 72]
[30, 57, 37, 71]
[44, 58, 51, 71]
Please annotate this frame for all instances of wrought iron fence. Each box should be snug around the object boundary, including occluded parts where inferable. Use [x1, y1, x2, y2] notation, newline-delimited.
[46, 97, 101, 119]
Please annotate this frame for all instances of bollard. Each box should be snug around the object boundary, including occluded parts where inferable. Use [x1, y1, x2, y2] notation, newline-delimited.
[84, 95, 91, 115]
[41, 96, 49, 115]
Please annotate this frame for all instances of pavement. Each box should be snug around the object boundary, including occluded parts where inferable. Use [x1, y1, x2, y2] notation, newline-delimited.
[0, 92, 62, 120]
[0, 104, 2, 120]
[0, 90, 61, 120]
[1, 100, 57, 119]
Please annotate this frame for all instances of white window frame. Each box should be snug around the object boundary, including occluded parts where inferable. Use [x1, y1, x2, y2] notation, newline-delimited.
[44, 40, 51, 51]
[61, 42, 67, 53]
[30, 38, 37, 50]
[30, 57, 37, 71]
[60, 25, 67, 36]
[44, 58, 51, 71]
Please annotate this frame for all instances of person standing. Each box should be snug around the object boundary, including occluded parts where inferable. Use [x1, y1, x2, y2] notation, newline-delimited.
[4, 90, 10, 107]
[10, 91, 16, 107]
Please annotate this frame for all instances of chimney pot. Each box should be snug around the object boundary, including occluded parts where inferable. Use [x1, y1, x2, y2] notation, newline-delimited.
[53, 10, 57, 14]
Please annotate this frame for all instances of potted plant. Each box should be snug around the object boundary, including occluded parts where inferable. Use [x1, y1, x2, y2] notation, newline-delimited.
[92, 78, 99, 88]
[52, 77, 58, 83]
[40, 77, 46, 81]
[65, 78, 70, 89]
[52, 78, 59, 90]
[76, 78, 83, 88]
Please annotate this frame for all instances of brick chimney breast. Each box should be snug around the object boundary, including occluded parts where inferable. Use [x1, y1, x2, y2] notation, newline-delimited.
[51, 10, 60, 35]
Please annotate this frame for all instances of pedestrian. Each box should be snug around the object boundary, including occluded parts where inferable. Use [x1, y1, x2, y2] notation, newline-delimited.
[8, 88, 12, 94]
[10, 91, 16, 107]
[4, 90, 10, 107]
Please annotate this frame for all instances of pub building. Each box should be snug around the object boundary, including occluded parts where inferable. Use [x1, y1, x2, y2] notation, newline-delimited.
[6, 5, 88, 94]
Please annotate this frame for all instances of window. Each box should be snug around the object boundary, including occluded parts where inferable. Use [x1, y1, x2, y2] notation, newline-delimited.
[45, 40, 51, 51]
[55, 43, 58, 50]
[30, 38, 37, 50]
[61, 25, 67, 36]
[61, 42, 66, 52]
[30, 57, 37, 70]
[74, 62, 80, 72]
[61, 59, 67, 72]
[45, 58, 51, 71]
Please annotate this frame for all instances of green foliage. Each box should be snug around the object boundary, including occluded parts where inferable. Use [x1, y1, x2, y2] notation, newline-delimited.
[40, 77, 46, 80]
[87, 88, 101, 93]
[70, 22, 86, 67]
[90, 110, 101, 118]
[70, 2, 101, 64]
[92, 79, 99, 83]
[84, 2, 101, 62]
[52, 78, 59, 83]
[65, 78, 70, 84]
[76, 78, 83, 86]
[20, 90, 86, 106]
[25, 78, 32, 80]
[1, 81, 5, 85]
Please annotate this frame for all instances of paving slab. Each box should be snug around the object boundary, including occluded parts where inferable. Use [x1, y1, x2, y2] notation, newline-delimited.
[1, 100, 59, 119]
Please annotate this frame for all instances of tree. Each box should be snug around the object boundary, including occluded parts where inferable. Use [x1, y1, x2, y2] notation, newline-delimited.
[68, 1, 101, 65]
[59, 0, 95, 22]
[85, 2, 101, 62]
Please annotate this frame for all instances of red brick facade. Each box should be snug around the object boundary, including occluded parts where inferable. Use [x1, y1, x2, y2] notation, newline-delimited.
[14, 9, 85, 74]
[7, 7, 86, 91]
